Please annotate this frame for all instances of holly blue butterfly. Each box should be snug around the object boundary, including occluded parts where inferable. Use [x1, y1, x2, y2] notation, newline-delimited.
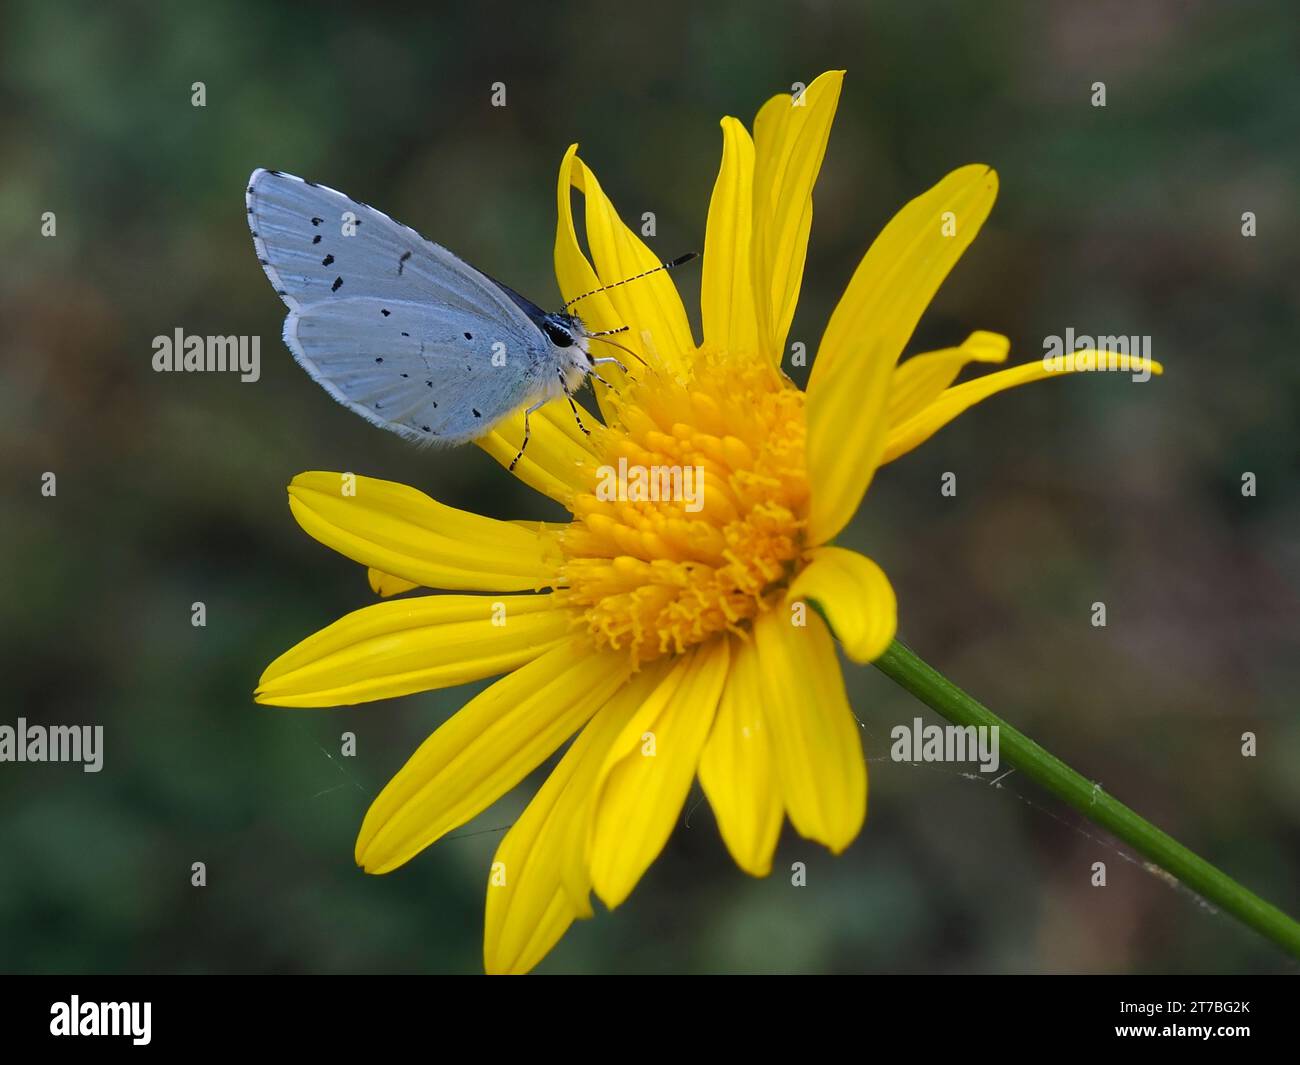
[245, 168, 693, 466]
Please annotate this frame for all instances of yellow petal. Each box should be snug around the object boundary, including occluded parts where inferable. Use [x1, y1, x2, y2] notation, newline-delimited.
[356, 639, 628, 874]
[701, 117, 759, 356]
[887, 330, 1009, 427]
[555, 144, 622, 335]
[286, 472, 562, 591]
[751, 70, 844, 360]
[788, 547, 897, 665]
[483, 665, 667, 975]
[553, 147, 674, 426]
[255, 593, 570, 707]
[697, 634, 783, 876]
[555, 145, 694, 378]
[486, 883, 573, 978]
[483, 725, 596, 976]
[475, 396, 599, 505]
[806, 165, 1000, 544]
[555, 662, 674, 909]
[587, 639, 730, 908]
[368, 568, 418, 597]
[553, 144, 630, 421]
[882, 352, 1164, 465]
[753, 609, 866, 853]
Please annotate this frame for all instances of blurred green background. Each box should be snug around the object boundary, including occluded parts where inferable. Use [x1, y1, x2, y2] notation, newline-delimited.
[3, 0, 1298, 974]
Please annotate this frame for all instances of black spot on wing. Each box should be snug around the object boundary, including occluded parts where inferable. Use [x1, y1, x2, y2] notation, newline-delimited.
[398, 250, 412, 276]
[321, 254, 334, 266]
[311, 217, 323, 226]
[331, 276, 343, 292]
[380, 308, 390, 317]
[472, 408, 482, 418]
[312, 235, 322, 244]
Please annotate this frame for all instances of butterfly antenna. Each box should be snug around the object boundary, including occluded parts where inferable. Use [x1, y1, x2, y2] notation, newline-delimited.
[564, 252, 698, 312]
[587, 332, 645, 366]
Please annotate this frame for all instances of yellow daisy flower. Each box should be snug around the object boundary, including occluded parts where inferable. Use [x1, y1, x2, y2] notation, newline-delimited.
[256, 69, 1160, 974]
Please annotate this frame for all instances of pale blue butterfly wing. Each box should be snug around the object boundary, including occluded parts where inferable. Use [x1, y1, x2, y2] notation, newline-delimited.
[246, 168, 569, 444]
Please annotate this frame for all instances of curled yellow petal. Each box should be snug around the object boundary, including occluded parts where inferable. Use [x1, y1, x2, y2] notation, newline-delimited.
[356, 639, 628, 875]
[701, 117, 759, 355]
[286, 471, 562, 592]
[368, 568, 419, 597]
[753, 609, 866, 853]
[697, 634, 783, 876]
[882, 352, 1165, 465]
[256, 593, 570, 707]
[887, 330, 1009, 427]
[806, 165, 1000, 544]
[554, 144, 630, 424]
[554, 145, 694, 379]
[555, 143, 622, 335]
[788, 547, 897, 665]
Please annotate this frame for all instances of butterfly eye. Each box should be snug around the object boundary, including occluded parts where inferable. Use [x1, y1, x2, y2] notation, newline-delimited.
[542, 318, 575, 347]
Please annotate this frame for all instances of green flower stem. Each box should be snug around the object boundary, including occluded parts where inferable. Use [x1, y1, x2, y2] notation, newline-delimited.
[874, 639, 1300, 959]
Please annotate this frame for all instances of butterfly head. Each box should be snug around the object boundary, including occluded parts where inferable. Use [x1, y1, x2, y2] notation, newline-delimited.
[540, 311, 585, 349]
[541, 311, 643, 397]
[539, 311, 597, 392]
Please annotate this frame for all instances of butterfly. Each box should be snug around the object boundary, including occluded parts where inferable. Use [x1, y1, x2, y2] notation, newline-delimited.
[245, 168, 693, 467]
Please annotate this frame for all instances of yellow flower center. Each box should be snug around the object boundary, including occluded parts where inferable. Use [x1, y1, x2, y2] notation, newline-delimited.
[558, 346, 809, 665]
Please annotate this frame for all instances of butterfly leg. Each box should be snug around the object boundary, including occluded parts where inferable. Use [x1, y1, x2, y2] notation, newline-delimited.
[590, 355, 628, 375]
[566, 393, 592, 436]
[509, 398, 549, 472]
[556, 367, 592, 437]
[589, 355, 635, 388]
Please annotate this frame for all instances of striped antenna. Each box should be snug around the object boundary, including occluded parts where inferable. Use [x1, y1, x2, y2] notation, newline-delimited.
[564, 253, 698, 312]
[587, 330, 646, 366]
